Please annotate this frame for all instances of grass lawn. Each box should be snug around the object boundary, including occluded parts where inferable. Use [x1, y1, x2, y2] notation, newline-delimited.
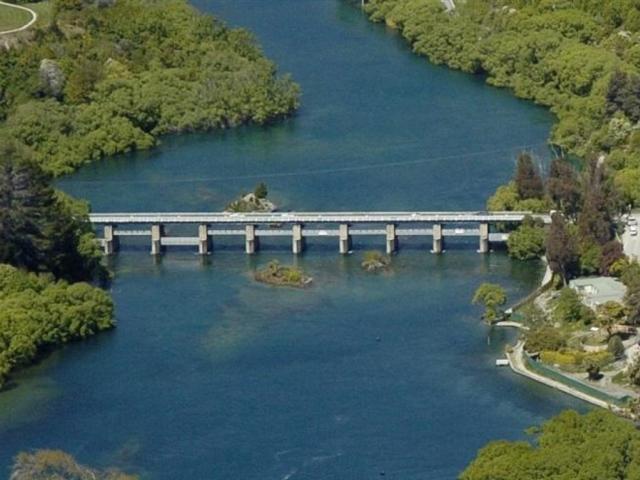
[0, 1, 49, 33]
[0, 3, 32, 32]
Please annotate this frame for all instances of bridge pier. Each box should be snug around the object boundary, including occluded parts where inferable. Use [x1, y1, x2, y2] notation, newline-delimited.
[386, 224, 397, 254]
[151, 224, 164, 256]
[198, 224, 210, 255]
[339, 224, 351, 255]
[245, 225, 258, 255]
[479, 223, 489, 254]
[103, 225, 119, 255]
[432, 224, 443, 254]
[292, 224, 304, 254]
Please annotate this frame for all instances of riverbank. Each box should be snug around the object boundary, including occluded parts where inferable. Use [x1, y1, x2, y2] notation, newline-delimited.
[5, 0, 565, 477]
[506, 341, 627, 411]
[497, 264, 639, 413]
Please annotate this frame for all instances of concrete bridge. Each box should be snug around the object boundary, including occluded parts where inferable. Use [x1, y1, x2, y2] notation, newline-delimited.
[90, 211, 550, 256]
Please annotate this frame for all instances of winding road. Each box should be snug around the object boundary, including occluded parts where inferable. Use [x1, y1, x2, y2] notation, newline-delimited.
[0, 1, 37, 35]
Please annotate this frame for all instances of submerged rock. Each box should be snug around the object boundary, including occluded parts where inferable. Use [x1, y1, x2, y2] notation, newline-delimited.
[361, 250, 391, 272]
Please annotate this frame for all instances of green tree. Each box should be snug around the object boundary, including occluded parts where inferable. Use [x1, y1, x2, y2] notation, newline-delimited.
[625, 287, 640, 325]
[552, 287, 592, 324]
[472, 283, 507, 323]
[597, 301, 626, 337]
[460, 410, 640, 480]
[507, 217, 546, 260]
[0, 264, 114, 388]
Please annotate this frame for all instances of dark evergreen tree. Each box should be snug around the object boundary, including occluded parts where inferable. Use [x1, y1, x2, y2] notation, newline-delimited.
[577, 158, 618, 245]
[546, 158, 581, 218]
[600, 240, 624, 275]
[545, 213, 578, 284]
[606, 71, 640, 122]
[514, 152, 544, 200]
[0, 140, 105, 281]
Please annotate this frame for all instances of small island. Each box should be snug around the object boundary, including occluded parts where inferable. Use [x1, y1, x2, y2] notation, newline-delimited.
[225, 182, 276, 213]
[255, 261, 312, 288]
[361, 250, 391, 272]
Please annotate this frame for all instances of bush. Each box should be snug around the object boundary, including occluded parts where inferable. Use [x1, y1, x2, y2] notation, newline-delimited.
[0, 264, 114, 388]
[540, 349, 614, 369]
[524, 327, 566, 353]
[0, 0, 300, 175]
[607, 335, 625, 359]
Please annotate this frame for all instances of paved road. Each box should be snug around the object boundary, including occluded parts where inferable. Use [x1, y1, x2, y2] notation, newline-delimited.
[89, 211, 551, 225]
[0, 1, 37, 35]
[622, 213, 640, 261]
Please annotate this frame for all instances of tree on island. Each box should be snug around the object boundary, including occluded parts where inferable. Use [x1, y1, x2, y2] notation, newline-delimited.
[514, 152, 544, 200]
[460, 410, 640, 480]
[254, 182, 268, 199]
[472, 283, 507, 323]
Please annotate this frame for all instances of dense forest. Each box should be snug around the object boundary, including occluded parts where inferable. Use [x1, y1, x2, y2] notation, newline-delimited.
[0, 0, 300, 175]
[461, 410, 640, 479]
[0, 140, 114, 388]
[364, 0, 640, 206]
[0, 0, 300, 387]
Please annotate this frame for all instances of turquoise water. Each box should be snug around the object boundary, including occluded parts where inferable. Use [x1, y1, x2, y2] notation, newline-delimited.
[1, 1, 586, 478]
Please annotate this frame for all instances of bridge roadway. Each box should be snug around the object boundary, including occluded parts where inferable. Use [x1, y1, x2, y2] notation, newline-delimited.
[89, 211, 550, 256]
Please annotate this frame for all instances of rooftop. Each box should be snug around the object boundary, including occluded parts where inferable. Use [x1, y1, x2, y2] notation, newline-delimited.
[569, 277, 627, 307]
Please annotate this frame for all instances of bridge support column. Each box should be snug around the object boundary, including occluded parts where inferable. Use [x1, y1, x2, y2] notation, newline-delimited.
[479, 223, 489, 254]
[245, 225, 258, 255]
[198, 224, 210, 255]
[339, 224, 351, 255]
[292, 224, 304, 254]
[432, 224, 443, 254]
[151, 224, 164, 256]
[103, 225, 118, 255]
[386, 224, 397, 254]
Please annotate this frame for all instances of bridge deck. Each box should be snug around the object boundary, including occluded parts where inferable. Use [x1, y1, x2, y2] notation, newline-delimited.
[90, 211, 550, 225]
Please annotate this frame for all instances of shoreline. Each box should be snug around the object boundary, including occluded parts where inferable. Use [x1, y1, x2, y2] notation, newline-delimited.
[499, 264, 635, 413]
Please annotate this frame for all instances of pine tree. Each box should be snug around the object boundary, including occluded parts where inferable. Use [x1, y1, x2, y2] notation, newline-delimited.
[514, 152, 544, 200]
[0, 140, 105, 281]
[545, 213, 578, 284]
[547, 158, 581, 218]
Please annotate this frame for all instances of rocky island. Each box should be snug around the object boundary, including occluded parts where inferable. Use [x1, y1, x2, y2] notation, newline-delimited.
[361, 250, 391, 272]
[255, 261, 312, 288]
[225, 183, 276, 213]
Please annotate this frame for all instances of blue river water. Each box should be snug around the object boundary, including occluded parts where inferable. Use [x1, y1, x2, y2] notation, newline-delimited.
[1, 1, 586, 479]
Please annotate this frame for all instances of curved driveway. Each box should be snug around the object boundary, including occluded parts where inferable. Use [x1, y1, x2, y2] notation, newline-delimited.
[0, 1, 37, 35]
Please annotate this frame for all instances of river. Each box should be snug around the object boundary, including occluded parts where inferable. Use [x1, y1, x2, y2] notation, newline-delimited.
[0, 1, 586, 479]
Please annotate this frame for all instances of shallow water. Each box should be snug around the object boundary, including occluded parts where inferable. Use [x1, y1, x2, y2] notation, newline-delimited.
[2, 1, 585, 478]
